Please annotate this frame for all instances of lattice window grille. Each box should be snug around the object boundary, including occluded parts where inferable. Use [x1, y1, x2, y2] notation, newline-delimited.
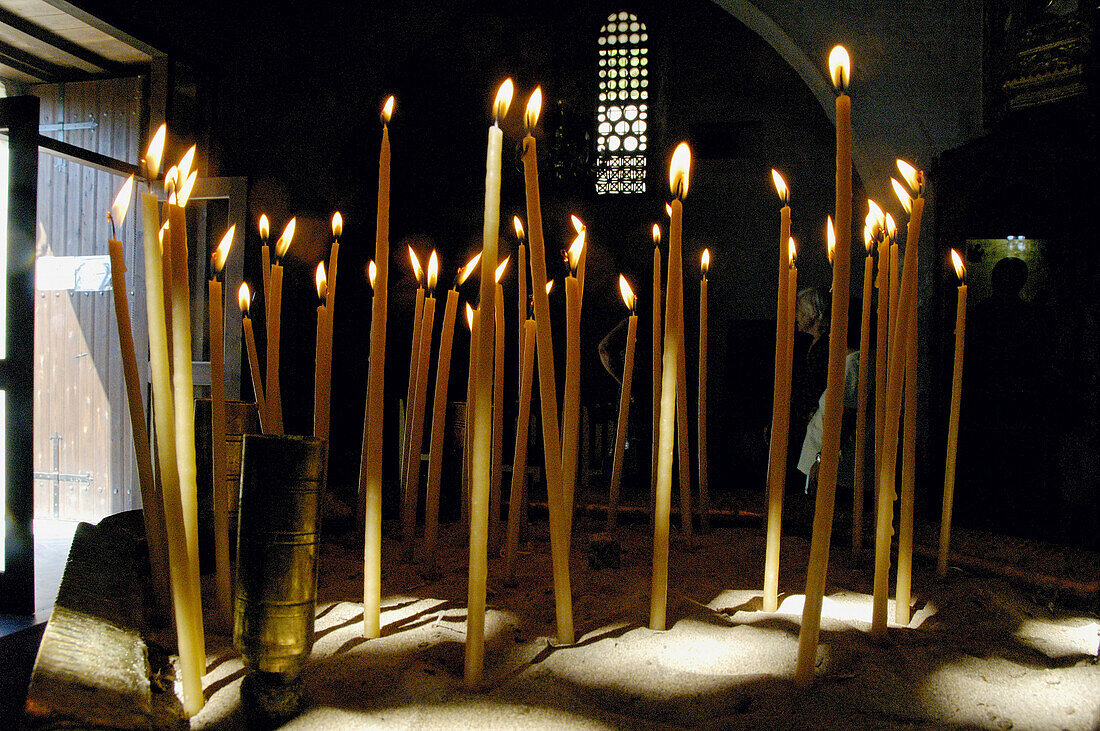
[596, 11, 648, 195]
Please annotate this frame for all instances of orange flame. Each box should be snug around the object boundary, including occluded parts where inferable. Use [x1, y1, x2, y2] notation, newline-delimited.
[524, 87, 542, 132]
[408, 247, 423, 286]
[110, 175, 134, 230]
[665, 203, 672, 218]
[896, 159, 921, 194]
[951, 249, 966, 281]
[669, 142, 691, 198]
[891, 178, 912, 214]
[177, 145, 196, 183]
[493, 79, 514, 124]
[212, 225, 235, 273]
[457, 251, 481, 285]
[619, 275, 636, 311]
[571, 214, 585, 234]
[332, 212, 343, 239]
[652, 223, 661, 246]
[143, 124, 166, 180]
[315, 262, 327, 300]
[428, 250, 439, 291]
[259, 214, 270, 242]
[827, 216, 836, 264]
[465, 302, 475, 331]
[567, 229, 585, 273]
[238, 282, 251, 313]
[495, 256, 510, 283]
[275, 218, 295, 259]
[368, 260, 377, 289]
[177, 170, 198, 207]
[829, 45, 850, 91]
[788, 237, 797, 266]
[513, 215, 525, 242]
[701, 248, 710, 276]
[771, 169, 789, 204]
[545, 280, 554, 295]
[382, 95, 395, 123]
[885, 213, 897, 241]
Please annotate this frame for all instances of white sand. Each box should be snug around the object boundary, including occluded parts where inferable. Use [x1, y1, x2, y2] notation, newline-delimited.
[186, 520, 1100, 729]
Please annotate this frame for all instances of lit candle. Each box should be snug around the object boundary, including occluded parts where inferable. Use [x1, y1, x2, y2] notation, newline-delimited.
[520, 86, 573, 645]
[490, 256, 510, 553]
[316, 212, 342, 444]
[265, 218, 294, 434]
[401, 247, 428, 556]
[403, 252, 439, 563]
[561, 228, 585, 538]
[362, 95, 394, 639]
[457, 253, 482, 533]
[505, 317, 537, 583]
[467, 79, 511, 688]
[166, 161, 207, 714]
[872, 162, 925, 635]
[796, 46, 852, 687]
[764, 170, 792, 612]
[697, 249, 710, 531]
[313, 263, 330, 440]
[239, 284, 267, 432]
[607, 276, 638, 531]
[896, 212, 920, 625]
[402, 247, 426, 493]
[209, 225, 235, 631]
[258, 213, 271, 343]
[108, 175, 170, 621]
[423, 270, 460, 571]
[515, 216, 527, 387]
[651, 224, 662, 516]
[651, 142, 690, 631]
[853, 208, 878, 554]
[874, 216, 893, 496]
[938, 250, 967, 576]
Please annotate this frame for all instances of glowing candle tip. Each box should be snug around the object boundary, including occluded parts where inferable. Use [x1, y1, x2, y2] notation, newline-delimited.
[382, 95, 395, 123]
[513, 215, 525, 242]
[619, 275, 636, 312]
[669, 142, 692, 198]
[212, 225, 235, 274]
[951, 249, 966, 282]
[524, 87, 542, 132]
[315, 262, 327, 300]
[493, 79, 514, 124]
[238, 282, 251, 313]
[275, 217, 295, 259]
[110, 175, 134, 230]
[428, 250, 439, 291]
[829, 45, 851, 91]
[652, 223, 661, 246]
[332, 211, 343, 238]
[258, 214, 270, 242]
[495, 256, 510, 283]
[701, 248, 710, 276]
[771, 169, 789, 204]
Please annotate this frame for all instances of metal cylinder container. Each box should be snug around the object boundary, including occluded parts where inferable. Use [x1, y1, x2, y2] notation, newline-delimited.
[233, 434, 326, 677]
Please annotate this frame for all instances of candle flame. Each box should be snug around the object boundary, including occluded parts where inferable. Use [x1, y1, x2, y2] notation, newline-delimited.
[164, 166, 179, 200]
[493, 78, 514, 124]
[567, 229, 585, 273]
[867, 198, 885, 230]
[545, 280, 554, 295]
[332, 211, 343, 238]
[951, 249, 966, 281]
[276, 217, 295, 259]
[885, 213, 897, 240]
[829, 45, 851, 91]
[524, 87, 542, 132]
[428, 250, 439, 290]
[178, 170, 198, 207]
[788, 237, 797, 265]
[701, 248, 710, 276]
[495, 256, 510, 283]
[669, 142, 691, 198]
[457, 251, 482, 285]
[619, 274, 636, 311]
[571, 214, 585, 234]
[143, 124, 166, 179]
[110, 175, 134, 230]
[177, 145, 196, 183]
[259, 214, 270, 242]
[771, 169, 789, 204]
[409, 246, 424, 286]
[863, 224, 874, 252]
[891, 178, 912, 214]
[159, 221, 169, 253]
[315, 262, 327, 300]
[896, 159, 921, 194]
[368, 260, 377, 289]
[212, 225, 235, 273]
[665, 203, 672, 218]
[382, 95, 395, 123]
[465, 302, 475, 331]
[238, 282, 251, 313]
[513, 215, 525, 242]
[652, 223, 661, 246]
[827, 216, 836, 264]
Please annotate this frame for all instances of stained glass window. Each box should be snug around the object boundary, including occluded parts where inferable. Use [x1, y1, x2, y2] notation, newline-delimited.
[596, 11, 648, 195]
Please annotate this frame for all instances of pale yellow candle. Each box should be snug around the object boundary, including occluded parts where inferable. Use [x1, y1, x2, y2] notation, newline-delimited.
[852, 229, 874, 554]
[872, 164, 925, 636]
[490, 259, 510, 553]
[651, 143, 690, 631]
[317, 212, 342, 444]
[402, 249, 426, 491]
[561, 231, 584, 538]
[764, 171, 792, 612]
[675, 299, 692, 543]
[362, 95, 394, 638]
[424, 286, 459, 570]
[239, 285, 268, 433]
[259, 214, 270, 338]
[796, 46, 852, 686]
[607, 277, 638, 531]
[651, 227, 662, 515]
[109, 176, 170, 621]
[466, 80, 511, 688]
[266, 218, 294, 435]
[209, 226, 235, 631]
[505, 318, 537, 582]
[462, 304, 479, 533]
[166, 171, 207, 715]
[403, 254, 439, 562]
[313, 263, 330, 439]
[938, 251, 967, 576]
[515, 217, 527, 386]
[521, 86, 573, 645]
[697, 250, 710, 531]
[874, 227, 891, 494]
[896, 278, 918, 626]
[889, 241, 900, 348]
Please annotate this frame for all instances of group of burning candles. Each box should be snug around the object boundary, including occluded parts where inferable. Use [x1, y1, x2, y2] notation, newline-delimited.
[104, 43, 973, 714]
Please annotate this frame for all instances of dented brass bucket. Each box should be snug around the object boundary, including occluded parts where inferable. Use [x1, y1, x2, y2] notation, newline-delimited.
[233, 434, 326, 676]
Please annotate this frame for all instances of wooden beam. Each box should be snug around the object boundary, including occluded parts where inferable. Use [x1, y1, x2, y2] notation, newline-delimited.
[37, 133, 141, 178]
[0, 45, 55, 82]
[36, 0, 159, 58]
[0, 8, 124, 75]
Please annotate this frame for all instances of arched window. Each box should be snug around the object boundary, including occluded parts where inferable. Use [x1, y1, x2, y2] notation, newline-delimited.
[596, 11, 648, 195]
